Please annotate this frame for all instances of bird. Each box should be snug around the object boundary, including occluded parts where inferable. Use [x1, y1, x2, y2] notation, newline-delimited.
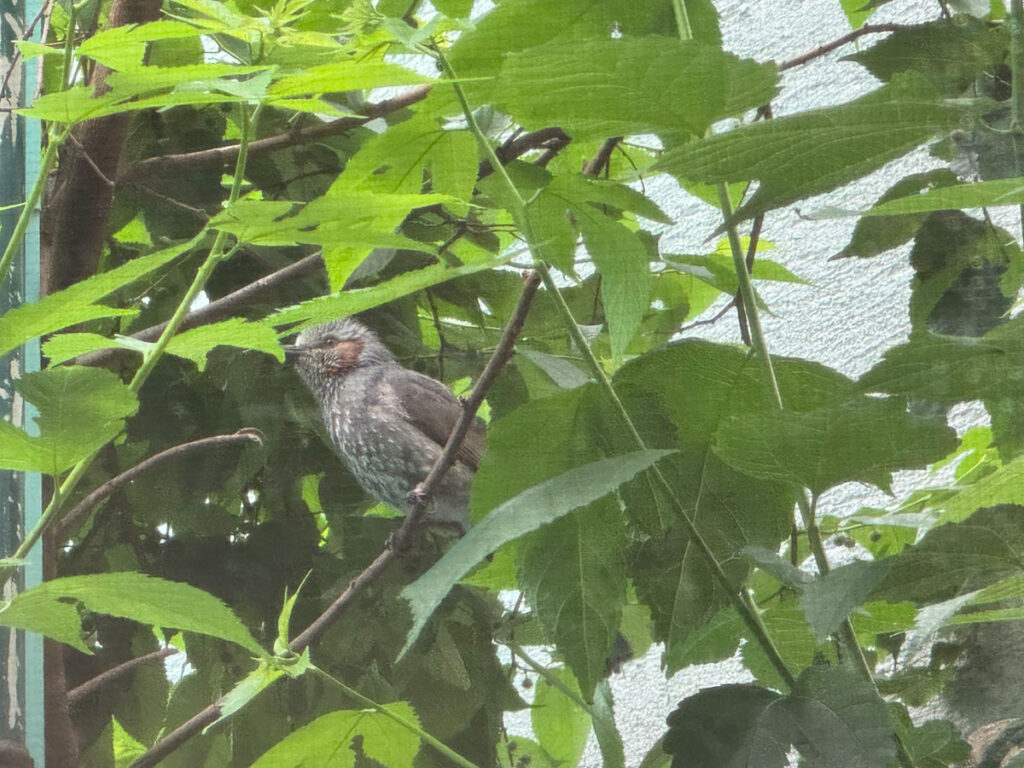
[283, 318, 485, 531]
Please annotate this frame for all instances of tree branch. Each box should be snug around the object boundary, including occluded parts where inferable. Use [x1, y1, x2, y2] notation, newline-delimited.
[779, 23, 906, 71]
[119, 86, 431, 183]
[78, 123, 571, 369]
[130, 272, 543, 768]
[583, 137, 622, 177]
[54, 430, 266, 541]
[68, 648, 179, 707]
[74, 252, 325, 367]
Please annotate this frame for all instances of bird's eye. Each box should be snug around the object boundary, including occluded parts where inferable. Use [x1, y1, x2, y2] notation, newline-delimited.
[320, 335, 338, 347]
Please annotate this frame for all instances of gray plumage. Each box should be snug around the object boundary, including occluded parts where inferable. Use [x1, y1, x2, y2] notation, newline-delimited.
[284, 318, 484, 529]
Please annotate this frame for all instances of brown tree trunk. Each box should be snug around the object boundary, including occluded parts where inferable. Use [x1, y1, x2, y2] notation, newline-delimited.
[40, 0, 164, 295]
[39, 2, 165, 764]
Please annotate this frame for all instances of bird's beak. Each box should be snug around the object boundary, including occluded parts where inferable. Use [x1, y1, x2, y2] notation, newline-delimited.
[281, 344, 306, 362]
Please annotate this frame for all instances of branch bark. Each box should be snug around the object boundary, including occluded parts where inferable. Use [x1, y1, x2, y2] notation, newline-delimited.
[119, 86, 431, 183]
[54, 430, 266, 541]
[40, 0, 165, 295]
[130, 271, 543, 768]
[67, 648, 179, 707]
[779, 23, 906, 71]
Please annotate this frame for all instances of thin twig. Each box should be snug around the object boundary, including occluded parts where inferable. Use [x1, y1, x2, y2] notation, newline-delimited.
[68, 647, 179, 706]
[128, 183, 212, 221]
[0, 0, 55, 105]
[678, 297, 737, 334]
[779, 24, 906, 71]
[75, 252, 326, 366]
[119, 86, 432, 183]
[583, 137, 622, 177]
[68, 132, 115, 188]
[130, 272, 543, 768]
[55, 430, 266, 541]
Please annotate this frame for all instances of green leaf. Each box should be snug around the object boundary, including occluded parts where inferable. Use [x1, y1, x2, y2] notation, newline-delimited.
[664, 667, 893, 768]
[0, 573, 264, 656]
[785, 667, 895, 768]
[664, 684, 789, 768]
[398, 449, 672, 658]
[518, 348, 590, 389]
[432, 0, 473, 17]
[845, 18, 1005, 96]
[209, 662, 286, 730]
[872, 505, 1024, 604]
[858, 322, 1024, 453]
[266, 257, 502, 331]
[267, 60, 429, 98]
[0, 368, 138, 475]
[250, 703, 421, 768]
[741, 603, 828, 691]
[867, 176, 1024, 216]
[655, 76, 967, 225]
[14, 40, 61, 59]
[798, 561, 889, 641]
[895, 714, 971, 768]
[933, 454, 1024, 523]
[42, 333, 149, 366]
[77, 20, 207, 70]
[0, 588, 88, 652]
[877, 667, 954, 707]
[532, 668, 591, 766]
[494, 39, 777, 139]
[428, 130, 478, 216]
[591, 681, 626, 768]
[835, 169, 958, 259]
[0, 238, 194, 358]
[165, 318, 285, 371]
[662, 607, 743, 671]
[112, 717, 147, 768]
[575, 204, 650, 359]
[104, 64, 271, 99]
[712, 397, 957, 495]
[614, 342, 810, 662]
[839, 0, 872, 28]
[520, 499, 627, 697]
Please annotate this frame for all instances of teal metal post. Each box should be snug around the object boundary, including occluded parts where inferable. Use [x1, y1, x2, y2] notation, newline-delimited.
[1, 0, 44, 763]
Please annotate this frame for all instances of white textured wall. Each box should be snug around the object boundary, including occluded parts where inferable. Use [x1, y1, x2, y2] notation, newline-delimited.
[505, 2, 1003, 765]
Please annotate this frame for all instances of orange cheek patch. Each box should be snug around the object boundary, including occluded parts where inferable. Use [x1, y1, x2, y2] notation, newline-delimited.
[326, 339, 363, 375]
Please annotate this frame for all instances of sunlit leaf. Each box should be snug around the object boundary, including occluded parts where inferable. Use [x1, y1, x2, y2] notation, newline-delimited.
[0, 573, 264, 656]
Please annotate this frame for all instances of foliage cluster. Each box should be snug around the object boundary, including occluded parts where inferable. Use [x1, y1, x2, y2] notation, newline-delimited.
[3, 0, 1024, 766]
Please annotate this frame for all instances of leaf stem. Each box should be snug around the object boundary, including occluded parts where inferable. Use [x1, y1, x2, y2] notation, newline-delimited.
[506, 642, 592, 712]
[715, 185, 784, 407]
[438, 44, 797, 691]
[0, 126, 68, 288]
[311, 666, 484, 768]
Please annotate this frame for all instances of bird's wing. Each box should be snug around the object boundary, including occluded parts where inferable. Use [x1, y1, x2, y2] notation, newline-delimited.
[388, 367, 486, 471]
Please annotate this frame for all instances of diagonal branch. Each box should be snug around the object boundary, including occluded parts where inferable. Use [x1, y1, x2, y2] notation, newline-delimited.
[130, 271, 543, 768]
[68, 648, 179, 707]
[119, 86, 431, 183]
[779, 23, 906, 71]
[54, 430, 266, 541]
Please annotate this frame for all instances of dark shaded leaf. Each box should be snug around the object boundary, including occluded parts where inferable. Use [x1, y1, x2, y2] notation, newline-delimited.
[713, 397, 956, 495]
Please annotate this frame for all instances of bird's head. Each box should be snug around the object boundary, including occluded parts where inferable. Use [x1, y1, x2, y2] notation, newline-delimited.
[283, 318, 395, 395]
